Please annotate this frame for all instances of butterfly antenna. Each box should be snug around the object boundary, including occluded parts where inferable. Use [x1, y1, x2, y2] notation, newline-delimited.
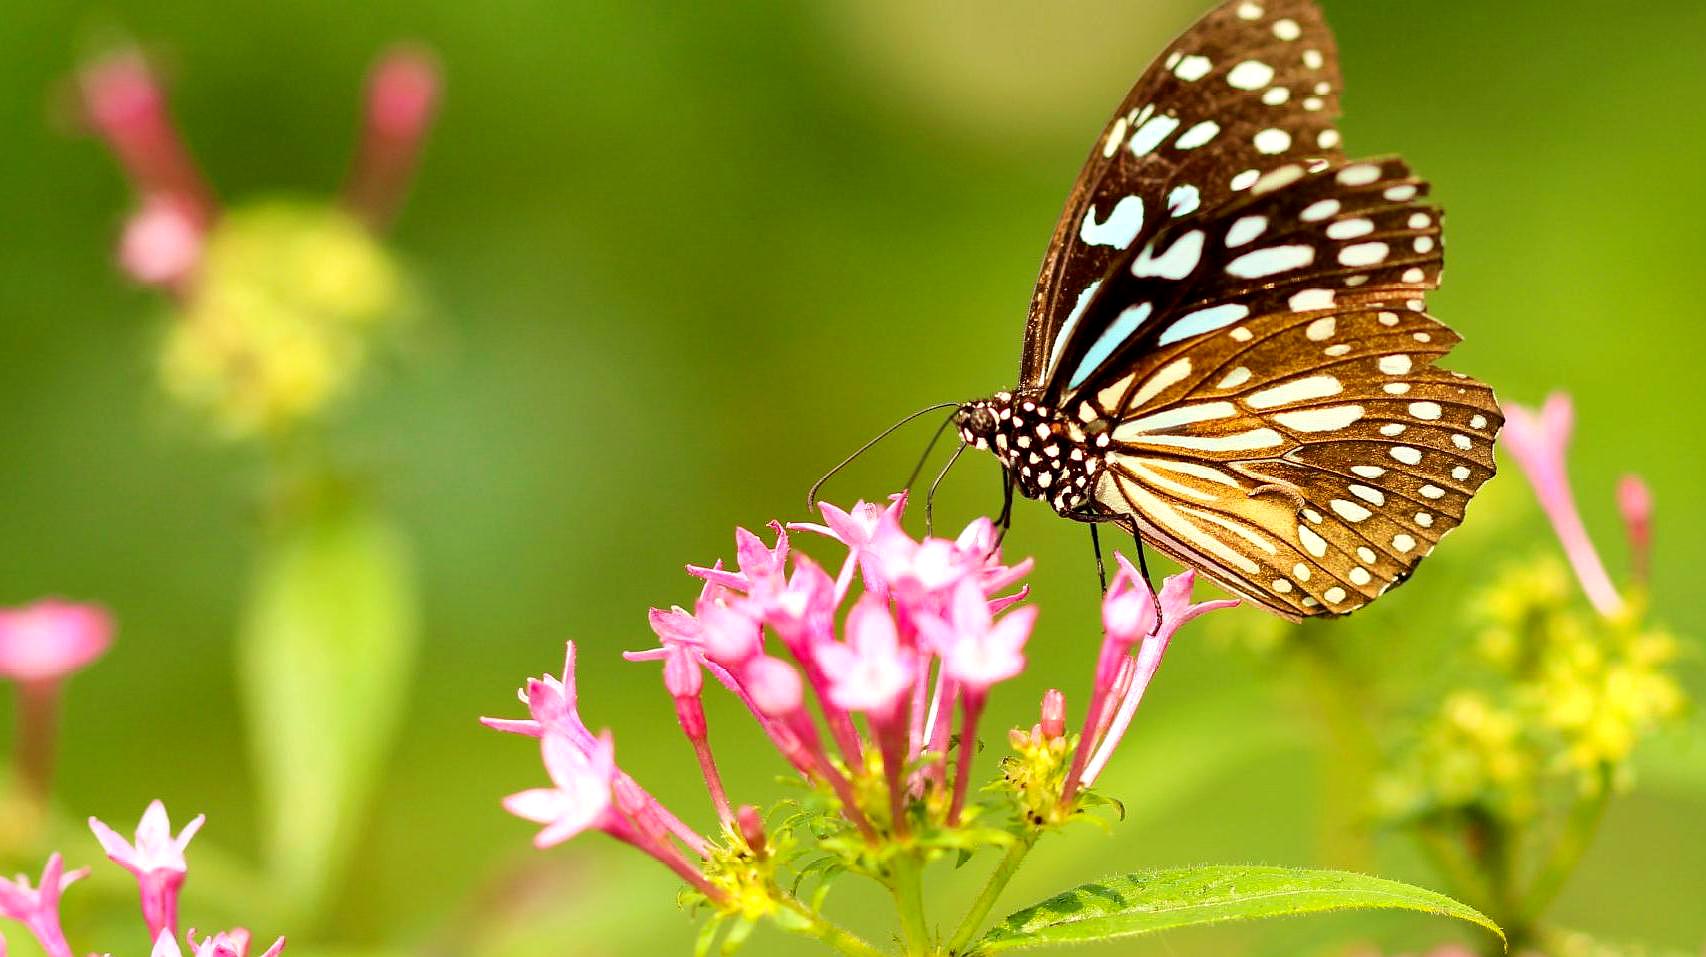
[924, 442, 967, 536]
[808, 401, 960, 510]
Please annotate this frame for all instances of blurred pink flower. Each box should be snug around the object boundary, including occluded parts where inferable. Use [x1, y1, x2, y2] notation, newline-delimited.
[503, 731, 619, 849]
[119, 195, 204, 288]
[1503, 394, 1623, 617]
[0, 600, 113, 683]
[184, 929, 285, 957]
[0, 854, 88, 957]
[88, 801, 205, 941]
[78, 50, 214, 225]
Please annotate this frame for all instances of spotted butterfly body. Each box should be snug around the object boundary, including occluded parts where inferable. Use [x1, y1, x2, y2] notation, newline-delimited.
[954, 0, 1501, 621]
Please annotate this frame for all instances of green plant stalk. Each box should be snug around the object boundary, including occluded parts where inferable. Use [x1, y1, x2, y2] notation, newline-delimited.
[890, 852, 932, 955]
[776, 893, 889, 957]
[1413, 819, 1497, 917]
[945, 832, 1037, 955]
[1289, 629, 1380, 870]
[1518, 763, 1613, 927]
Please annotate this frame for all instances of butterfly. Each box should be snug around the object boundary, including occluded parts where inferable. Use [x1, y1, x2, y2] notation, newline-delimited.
[950, 0, 1502, 620]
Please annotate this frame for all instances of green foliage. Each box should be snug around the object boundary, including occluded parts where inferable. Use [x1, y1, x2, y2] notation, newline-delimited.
[238, 486, 419, 927]
[967, 865, 1503, 954]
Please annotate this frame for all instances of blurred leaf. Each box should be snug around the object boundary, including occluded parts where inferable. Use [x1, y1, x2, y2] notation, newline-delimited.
[968, 865, 1502, 953]
[238, 487, 419, 926]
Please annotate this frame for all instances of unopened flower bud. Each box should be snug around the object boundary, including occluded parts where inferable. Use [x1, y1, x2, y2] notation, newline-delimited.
[1040, 688, 1066, 740]
[735, 804, 767, 857]
[674, 696, 707, 741]
[742, 656, 803, 717]
[1617, 474, 1652, 584]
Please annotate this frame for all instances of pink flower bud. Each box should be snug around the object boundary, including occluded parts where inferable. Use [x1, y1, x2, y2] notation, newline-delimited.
[1101, 570, 1155, 646]
[1040, 689, 1066, 740]
[1617, 474, 1652, 584]
[735, 805, 767, 857]
[742, 656, 803, 717]
[698, 603, 762, 667]
[344, 46, 440, 229]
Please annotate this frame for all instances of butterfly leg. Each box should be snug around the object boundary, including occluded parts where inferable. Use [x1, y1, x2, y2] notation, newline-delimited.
[1089, 523, 1108, 593]
[1131, 528, 1162, 633]
[993, 471, 1016, 550]
[924, 443, 967, 536]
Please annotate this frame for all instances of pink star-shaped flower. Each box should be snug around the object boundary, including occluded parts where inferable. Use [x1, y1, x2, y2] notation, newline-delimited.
[921, 579, 1036, 696]
[0, 853, 89, 957]
[89, 801, 205, 941]
[502, 730, 618, 848]
[814, 595, 915, 714]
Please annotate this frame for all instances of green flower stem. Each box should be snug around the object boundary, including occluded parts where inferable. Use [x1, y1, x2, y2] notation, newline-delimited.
[776, 893, 888, 957]
[946, 832, 1037, 955]
[1518, 763, 1613, 927]
[890, 852, 931, 955]
[13, 678, 60, 805]
[1413, 819, 1497, 918]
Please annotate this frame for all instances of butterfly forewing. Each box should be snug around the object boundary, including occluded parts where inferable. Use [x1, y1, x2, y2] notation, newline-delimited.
[1059, 158, 1499, 619]
[1022, 0, 1347, 387]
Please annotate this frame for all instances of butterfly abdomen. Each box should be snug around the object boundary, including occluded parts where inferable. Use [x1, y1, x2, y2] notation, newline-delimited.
[957, 392, 1107, 513]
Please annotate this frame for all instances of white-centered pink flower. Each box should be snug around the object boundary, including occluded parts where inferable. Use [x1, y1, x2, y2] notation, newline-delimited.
[0, 600, 113, 684]
[815, 595, 915, 714]
[923, 580, 1036, 696]
[502, 730, 618, 848]
[89, 801, 205, 941]
[1503, 394, 1623, 617]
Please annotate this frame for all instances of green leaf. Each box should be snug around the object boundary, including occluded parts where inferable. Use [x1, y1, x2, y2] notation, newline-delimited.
[239, 489, 419, 927]
[968, 865, 1503, 954]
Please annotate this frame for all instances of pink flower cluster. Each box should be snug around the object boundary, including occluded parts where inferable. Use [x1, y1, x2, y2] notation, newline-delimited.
[0, 803, 281, 957]
[1502, 392, 1654, 615]
[77, 43, 440, 293]
[486, 495, 1239, 896]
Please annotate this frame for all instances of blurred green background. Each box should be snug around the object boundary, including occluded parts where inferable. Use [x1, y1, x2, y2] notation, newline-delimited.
[2, 0, 1703, 954]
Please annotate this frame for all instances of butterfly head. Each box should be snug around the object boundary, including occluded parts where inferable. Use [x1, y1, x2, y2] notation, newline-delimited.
[957, 391, 1105, 512]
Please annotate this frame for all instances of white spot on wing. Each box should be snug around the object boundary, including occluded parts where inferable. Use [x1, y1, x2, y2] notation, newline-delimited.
[1133, 230, 1206, 280]
[1275, 405, 1363, 432]
[1128, 114, 1182, 156]
[1227, 245, 1315, 278]
[1176, 120, 1221, 150]
[1080, 195, 1146, 249]
[1227, 60, 1276, 90]
[1159, 303, 1251, 346]
[1247, 375, 1342, 408]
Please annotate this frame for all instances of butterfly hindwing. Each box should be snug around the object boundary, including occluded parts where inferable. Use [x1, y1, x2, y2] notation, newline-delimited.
[1022, 0, 1347, 387]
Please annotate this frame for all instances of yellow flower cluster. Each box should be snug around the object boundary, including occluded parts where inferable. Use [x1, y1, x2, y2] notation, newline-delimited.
[1379, 556, 1686, 823]
[159, 201, 410, 440]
